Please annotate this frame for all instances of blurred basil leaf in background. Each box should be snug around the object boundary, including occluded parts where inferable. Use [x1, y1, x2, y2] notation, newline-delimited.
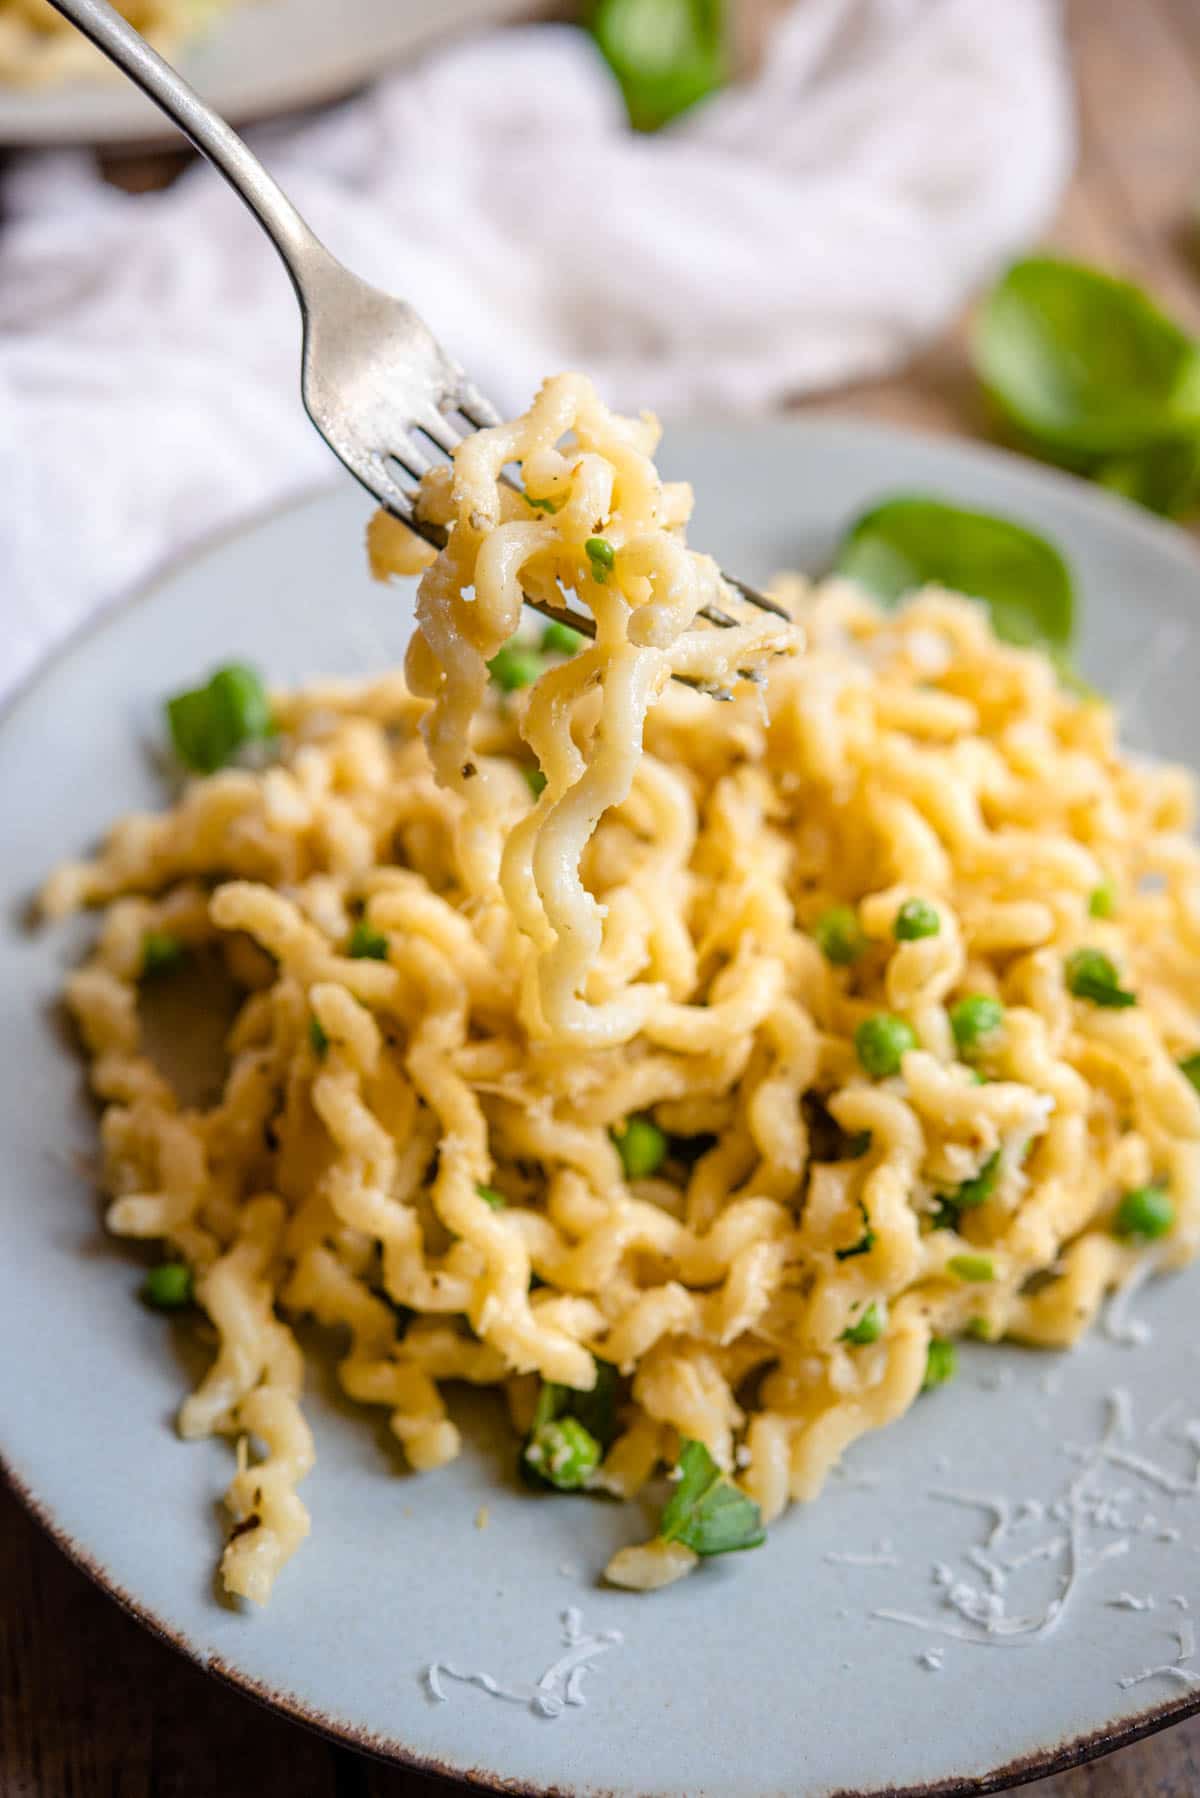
[832, 494, 1075, 653]
[591, 0, 725, 132]
[1095, 436, 1200, 517]
[973, 257, 1200, 517]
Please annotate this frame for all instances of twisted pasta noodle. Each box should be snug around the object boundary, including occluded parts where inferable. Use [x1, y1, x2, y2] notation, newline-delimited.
[44, 377, 1200, 1601]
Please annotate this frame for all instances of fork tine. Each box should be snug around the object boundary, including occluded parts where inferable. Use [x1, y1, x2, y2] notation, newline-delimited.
[360, 453, 423, 530]
[723, 575, 791, 621]
[385, 437, 434, 482]
[416, 407, 465, 459]
[456, 381, 503, 431]
[700, 603, 737, 628]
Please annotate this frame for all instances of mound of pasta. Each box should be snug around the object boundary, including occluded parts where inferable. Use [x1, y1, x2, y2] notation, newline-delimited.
[0, 0, 229, 85]
[45, 375, 1200, 1603]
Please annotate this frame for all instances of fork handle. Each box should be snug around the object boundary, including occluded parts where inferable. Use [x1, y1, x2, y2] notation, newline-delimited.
[46, 0, 328, 296]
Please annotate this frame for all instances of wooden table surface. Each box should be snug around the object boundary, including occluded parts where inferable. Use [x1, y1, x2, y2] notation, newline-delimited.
[6, 0, 1200, 1793]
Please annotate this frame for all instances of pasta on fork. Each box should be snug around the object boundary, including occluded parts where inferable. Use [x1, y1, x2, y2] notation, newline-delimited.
[45, 374, 1200, 1600]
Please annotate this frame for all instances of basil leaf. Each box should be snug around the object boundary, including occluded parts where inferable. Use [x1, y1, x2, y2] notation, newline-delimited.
[833, 495, 1073, 653]
[834, 1200, 876, 1262]
[659, 1439, 765, 1556]
[568, 1357, 620, 1450]
[591, 0, 725, 133]
[973, 257, 1200, 461]
[1096, 437, 1200, 519]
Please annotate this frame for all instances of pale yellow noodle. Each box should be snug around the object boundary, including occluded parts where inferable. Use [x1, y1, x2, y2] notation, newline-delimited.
[45, 375, 1200, 1601]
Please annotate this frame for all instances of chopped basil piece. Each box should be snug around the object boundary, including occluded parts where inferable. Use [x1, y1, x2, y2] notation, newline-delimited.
[1179, 1052, 1200, 1093]
[922, 1338, 957, 1391]
[1064, 946, 1136, 1007]
[308, 1015, 329, 1055]
[476, 1184, 507, 1210]
[840, 1301, 885, 1345]
[525, 492, 561, 514]
[948, 1253, 995, 1283]
[937, 1149, 1001, 1224]
[523, 766, 548, 797]
[659, 1438, 766, 1557]
[347, 921, 389, 961]
[835, 1200, 876, 1262]
[1088, 878, 1117, 919]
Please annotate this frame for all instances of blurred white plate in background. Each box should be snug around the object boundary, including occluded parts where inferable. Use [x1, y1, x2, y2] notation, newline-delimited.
[0, 0, 527, 147]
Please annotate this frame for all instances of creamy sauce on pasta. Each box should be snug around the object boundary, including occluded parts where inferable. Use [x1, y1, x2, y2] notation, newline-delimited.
[44, 374, 1200, 1602]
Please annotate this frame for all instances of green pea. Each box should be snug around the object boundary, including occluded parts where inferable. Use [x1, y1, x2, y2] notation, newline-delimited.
[949, 994, 1004, 1055]
[523, 1416, 601, 1490]
[142, 1262, 194, 1311]
[1113, 1185, 1174, 1241]
[487, 644, 544, 691]
[894, 898, 940, 942]
[854, 1014, 918, 1080]
[612, 1116, 667, 1180]
[166, 663, 273, 774]
[541, 620, 585, 656]
[814, 905, 866, 966]
[585, 536, 616, 583]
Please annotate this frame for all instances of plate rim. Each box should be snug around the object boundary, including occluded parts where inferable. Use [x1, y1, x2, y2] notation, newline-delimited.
[4, 412, 1200, 1794]
[0, 0, 539, 148]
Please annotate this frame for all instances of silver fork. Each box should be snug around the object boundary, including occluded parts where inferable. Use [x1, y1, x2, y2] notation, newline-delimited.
[49, 0, 791, 665]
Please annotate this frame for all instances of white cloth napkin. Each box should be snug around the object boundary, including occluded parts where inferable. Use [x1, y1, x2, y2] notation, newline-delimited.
[0, 0, 1073, 700]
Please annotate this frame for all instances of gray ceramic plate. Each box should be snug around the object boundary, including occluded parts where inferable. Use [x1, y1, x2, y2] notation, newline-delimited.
[4, 418, 1200, 1797]
[0, 0, 524, 146]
